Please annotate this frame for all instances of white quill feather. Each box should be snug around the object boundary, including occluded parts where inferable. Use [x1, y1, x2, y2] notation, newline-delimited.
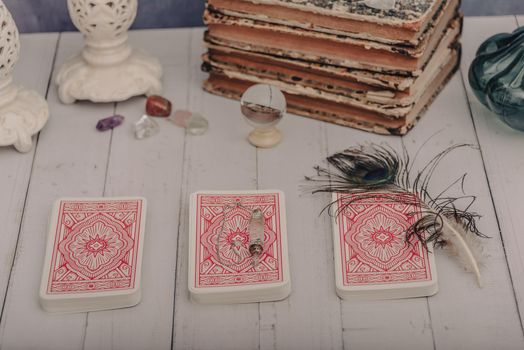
[440, 215, 487, 288]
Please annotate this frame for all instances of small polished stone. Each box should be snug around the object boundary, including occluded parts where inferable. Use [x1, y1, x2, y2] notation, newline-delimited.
[146, 95, 172, 117]
[134, 115, 160, 140]
[96, 115, 124, 131]
[172, 109, 193, 128]
[187, 113, 209, 136]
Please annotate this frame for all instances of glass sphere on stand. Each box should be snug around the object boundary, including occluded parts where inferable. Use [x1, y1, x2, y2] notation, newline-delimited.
[241, 84, 286, 148]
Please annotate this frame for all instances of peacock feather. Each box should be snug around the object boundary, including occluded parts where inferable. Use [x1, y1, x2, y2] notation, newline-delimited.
[306, 143, 488, 287]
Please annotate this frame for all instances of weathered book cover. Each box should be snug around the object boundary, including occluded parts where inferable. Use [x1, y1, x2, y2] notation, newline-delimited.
[203, 2, 459, 74]
[203, 47, 459, 136]
[207, 0, 454, 45]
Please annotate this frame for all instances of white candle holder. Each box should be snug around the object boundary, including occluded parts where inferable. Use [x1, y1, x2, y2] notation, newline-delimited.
[56, 0, 162, 104]
[0, 1, 49, 153]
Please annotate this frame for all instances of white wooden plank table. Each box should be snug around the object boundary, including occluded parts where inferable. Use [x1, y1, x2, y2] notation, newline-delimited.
[0, 17, 523, 349]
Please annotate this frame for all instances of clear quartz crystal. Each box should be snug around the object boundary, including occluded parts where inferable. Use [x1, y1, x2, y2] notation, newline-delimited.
[186, 113, 209, 136]
[363, 0, 397, 11]
[134, 115, 159, 140]
[248, 209, 265, 265]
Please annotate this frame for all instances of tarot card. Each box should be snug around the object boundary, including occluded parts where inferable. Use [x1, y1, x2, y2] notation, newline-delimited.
[189, 190, 291, 304]
[332, 192, 438, 300]
[40, 197, 147, 313]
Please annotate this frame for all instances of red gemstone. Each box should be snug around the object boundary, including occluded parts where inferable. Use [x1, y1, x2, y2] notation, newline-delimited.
[146, 95, 172, 117]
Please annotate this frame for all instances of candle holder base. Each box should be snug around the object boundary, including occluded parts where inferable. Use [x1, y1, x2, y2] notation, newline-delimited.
[56, 50, 162, 104]
[0, 87, 49, 153]
[248, 128, 282, 148]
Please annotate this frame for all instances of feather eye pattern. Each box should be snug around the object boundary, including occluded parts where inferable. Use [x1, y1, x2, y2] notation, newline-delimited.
[307, 143, 488, 287]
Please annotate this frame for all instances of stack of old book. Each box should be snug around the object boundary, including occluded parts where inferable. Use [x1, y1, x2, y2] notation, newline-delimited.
[202, 0, 462, 135]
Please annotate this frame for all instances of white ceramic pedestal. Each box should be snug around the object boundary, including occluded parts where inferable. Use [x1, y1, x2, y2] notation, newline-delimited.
[248, 128, 283, 148]
[56, 0, 162, 104]
[0, 1, 49, 153]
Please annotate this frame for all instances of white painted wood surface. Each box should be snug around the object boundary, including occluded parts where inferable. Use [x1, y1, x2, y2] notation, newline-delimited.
[0, 33, 58, 313]
[460, 16, 524, 336]
[0, 18, 523, 349]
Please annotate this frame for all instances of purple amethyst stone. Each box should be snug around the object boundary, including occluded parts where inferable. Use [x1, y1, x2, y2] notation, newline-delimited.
[96, 115, 125, 131]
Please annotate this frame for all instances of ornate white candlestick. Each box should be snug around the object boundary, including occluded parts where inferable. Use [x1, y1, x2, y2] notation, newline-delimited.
[0, 1, 49, 153]
[56, 0, 162, 104]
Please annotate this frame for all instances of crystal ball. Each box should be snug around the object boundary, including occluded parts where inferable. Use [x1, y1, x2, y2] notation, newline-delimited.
[240, 84, 286, 129]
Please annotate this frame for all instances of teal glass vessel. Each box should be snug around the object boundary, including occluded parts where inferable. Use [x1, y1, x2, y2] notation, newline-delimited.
[469, 27, 524, 131]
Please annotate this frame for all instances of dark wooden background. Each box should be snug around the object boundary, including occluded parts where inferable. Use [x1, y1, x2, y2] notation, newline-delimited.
[5, 0, 524, 33]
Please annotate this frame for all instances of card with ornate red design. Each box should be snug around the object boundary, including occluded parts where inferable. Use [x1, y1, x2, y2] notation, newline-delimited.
[40, 197, 147, 313]
[332, 192, 438, 300]
[189, 190, 291, 304]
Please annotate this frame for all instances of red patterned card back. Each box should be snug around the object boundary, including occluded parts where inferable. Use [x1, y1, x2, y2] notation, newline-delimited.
[194, 192, 284, 288]
[335, 193, 433, 287]
[46, 199, 145, 294]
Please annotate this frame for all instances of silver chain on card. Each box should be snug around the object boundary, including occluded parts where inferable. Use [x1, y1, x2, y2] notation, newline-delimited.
[216, 202, 265, 268]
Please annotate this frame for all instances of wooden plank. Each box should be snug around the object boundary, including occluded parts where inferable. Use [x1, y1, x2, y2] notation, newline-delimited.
[405, 70, 524, 348]
[256, 116, 343, 349]
[171, 28, 260, 350]
[461, 16, 524, 330]
[325, 126, 435, 349]
[0, 32, 115, 349]
[0, 33, 58, 314]
[82, 28, 191, 350]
